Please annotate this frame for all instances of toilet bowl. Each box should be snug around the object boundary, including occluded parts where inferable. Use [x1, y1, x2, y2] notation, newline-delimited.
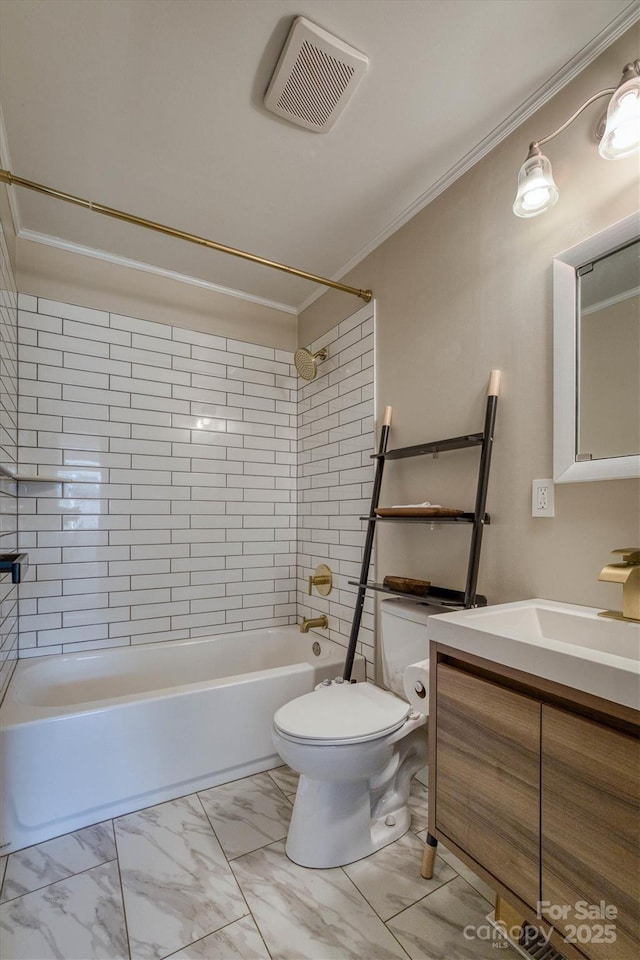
[272, 599, 435, 868]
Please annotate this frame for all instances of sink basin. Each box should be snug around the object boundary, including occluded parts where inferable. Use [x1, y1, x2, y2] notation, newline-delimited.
[428, 599, 640, 710]
[453, 602, 639, 660]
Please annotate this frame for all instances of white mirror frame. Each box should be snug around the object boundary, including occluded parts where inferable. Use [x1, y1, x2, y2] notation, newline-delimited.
[553, 211, 640, 483]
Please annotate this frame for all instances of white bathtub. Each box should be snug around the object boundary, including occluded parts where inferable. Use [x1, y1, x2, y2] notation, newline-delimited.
[0, 627, 364, 853]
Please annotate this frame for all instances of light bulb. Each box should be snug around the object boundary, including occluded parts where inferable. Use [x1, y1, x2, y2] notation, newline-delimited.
[521, 181, 553, 213]
[513, 151, 559, 218]
[599, 75, 640, 159]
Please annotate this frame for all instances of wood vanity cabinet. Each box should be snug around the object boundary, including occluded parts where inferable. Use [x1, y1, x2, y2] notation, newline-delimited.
[429, 646, 640, 960]
[435, 665, 540, 907]
[541, 706, 640, 960]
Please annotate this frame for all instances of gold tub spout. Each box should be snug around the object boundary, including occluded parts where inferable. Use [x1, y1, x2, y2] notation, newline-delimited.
[300, 615, 329, 633]
[598, 548, 640, 622]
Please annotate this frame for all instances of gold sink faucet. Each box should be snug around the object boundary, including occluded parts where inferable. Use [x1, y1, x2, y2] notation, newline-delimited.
[300, 615, 329, 633]
[598, 548, 640, 622]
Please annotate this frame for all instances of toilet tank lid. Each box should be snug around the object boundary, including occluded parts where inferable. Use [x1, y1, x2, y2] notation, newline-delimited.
[380, 599, 440, 624]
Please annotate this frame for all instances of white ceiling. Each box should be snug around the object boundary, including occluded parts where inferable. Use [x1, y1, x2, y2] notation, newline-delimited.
[0, 0, 635, 311]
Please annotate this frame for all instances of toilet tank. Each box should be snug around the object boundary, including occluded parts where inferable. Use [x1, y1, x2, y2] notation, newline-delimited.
[380, 599, 439, 697]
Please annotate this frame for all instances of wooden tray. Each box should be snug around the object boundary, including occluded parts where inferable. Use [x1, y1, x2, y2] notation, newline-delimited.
[376, 506, 464, 517]
[383, 576, 432, 596]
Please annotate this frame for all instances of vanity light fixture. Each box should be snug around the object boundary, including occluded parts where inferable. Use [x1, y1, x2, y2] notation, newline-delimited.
[513, 59, 640, 218]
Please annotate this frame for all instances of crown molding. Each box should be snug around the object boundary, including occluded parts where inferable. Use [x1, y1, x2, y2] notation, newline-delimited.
[1, 99, 296, 316]
[297, 1, 640, 314]
[2, 3, 637, 317]
[17, 229, 298, 315]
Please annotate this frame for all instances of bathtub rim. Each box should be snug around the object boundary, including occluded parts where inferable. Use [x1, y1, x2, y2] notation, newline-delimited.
[0, 628, 364, 854]
[1, 627, 352, 726]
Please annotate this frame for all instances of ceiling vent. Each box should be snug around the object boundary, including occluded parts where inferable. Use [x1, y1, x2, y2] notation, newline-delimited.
[264, 17, 368, 133]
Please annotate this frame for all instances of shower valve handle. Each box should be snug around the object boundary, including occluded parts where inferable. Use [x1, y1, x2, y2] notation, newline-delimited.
[308, 564, 333, 596]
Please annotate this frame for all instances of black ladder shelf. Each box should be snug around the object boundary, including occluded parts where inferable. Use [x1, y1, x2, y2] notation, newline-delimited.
[343, 370, 500, 682]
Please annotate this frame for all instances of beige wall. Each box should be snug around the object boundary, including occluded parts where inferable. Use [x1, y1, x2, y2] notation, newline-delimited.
[299, 29, 640, 614]
[15, 237, 296, 351]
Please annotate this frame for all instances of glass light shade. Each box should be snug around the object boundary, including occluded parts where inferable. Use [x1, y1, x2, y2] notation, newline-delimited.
[598, 75, 640, 159]
[512, 153, 559, 218]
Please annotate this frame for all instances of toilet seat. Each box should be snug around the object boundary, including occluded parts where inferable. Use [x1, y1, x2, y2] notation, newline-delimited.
[273, 681, 410, 745]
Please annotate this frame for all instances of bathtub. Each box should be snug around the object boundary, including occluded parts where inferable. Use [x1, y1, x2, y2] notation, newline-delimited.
[0, 626, 365, 853]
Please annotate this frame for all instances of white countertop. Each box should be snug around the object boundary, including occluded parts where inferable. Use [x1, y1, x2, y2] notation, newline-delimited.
[427, 599, 640, 711]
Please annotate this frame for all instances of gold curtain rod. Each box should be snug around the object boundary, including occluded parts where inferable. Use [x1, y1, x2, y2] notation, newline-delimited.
[0, 168, 373, 304]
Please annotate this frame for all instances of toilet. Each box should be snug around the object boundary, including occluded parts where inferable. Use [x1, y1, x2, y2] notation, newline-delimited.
[272, 599, 434, 868]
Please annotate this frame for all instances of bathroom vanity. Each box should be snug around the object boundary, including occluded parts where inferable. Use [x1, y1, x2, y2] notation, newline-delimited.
[427, 600, 639, 960]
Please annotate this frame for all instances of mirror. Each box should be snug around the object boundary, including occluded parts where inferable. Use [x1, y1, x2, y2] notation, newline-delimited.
[553, 213, 640, 482]
[578, 239, 639, 461]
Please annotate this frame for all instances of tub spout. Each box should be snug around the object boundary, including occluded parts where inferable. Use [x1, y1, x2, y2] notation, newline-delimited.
[300, 615, 328, 633]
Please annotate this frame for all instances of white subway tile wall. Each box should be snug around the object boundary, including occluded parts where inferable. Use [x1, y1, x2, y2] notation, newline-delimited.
[297, 302, 375, 673]
[0, 222, 19, 699]
[17, 300, 299, 655]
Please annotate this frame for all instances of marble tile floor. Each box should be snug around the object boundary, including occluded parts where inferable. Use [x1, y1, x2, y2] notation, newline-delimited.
[0, 768, 519, 960]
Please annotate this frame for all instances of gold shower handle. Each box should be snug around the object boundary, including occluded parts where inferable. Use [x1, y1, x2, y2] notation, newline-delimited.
[308, 564, 333, 596]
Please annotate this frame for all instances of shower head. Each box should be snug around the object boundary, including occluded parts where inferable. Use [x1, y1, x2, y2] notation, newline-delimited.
[294, 347, 328, 381]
